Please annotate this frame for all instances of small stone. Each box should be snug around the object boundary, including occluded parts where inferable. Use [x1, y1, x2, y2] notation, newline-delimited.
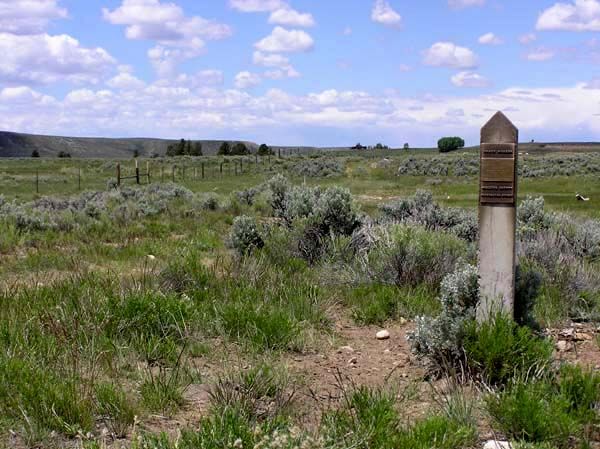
[376, 330, 390, 340]
[560, 328, 576, 339]
[399, 317, 408, 325]
[383, 349, 391, 354]
[348, 357, 358, 365]
[556, 340, 573, 352]
[337, 346, 355, 354]
[483, 441, 513, 449]
[575, 332, 593, 341]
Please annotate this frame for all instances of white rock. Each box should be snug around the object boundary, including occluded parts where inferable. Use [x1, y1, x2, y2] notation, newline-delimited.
[376, 330, 390, 340]
[337, 346, 354, 354]
[483, 441, 513, 449]
[556, 340, 572, 352]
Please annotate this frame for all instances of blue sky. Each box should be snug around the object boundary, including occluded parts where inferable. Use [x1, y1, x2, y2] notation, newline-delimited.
[0, 0, 599, 146]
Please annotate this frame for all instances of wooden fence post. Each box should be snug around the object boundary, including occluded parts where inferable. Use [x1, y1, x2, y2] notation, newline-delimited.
[172, 165, 175, 183]
[35, 170, 39, 194]
[117, 163, 121, 187]
[202, 162, 205, 179]
[147, 161, 150, 183]
[78, 167, 81, 191]
[135, 160, 140, 185]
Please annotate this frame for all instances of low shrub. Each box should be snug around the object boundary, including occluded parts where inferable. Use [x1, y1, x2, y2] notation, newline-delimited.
[359, 225, 468, 289]
[408, 264, 479, 375]
[462, 315, 553, 386]
[486, 366, 600, 447]
[291, 158, 345, 178]
[229, 215, 264, 256]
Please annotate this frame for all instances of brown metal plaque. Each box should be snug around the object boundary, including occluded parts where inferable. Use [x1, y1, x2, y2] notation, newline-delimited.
[479, 143, 517, 206]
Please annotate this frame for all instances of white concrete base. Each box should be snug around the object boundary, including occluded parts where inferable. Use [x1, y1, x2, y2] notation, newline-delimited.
[477, 205, 516, 322]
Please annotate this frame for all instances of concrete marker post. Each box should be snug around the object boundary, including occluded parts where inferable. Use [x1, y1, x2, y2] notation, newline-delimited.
[477, 111, 519, 322]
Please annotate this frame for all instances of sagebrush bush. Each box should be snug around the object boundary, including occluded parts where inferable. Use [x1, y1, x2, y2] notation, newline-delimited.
[380, 191, 478, 242]
[357, 225, 468, 289]
[408, 264, 479, 375]
[266, 174, 290, 218]
[229, 215, 264, 256]
[291, 158, 345, 178]
[313, 186, 361, 236]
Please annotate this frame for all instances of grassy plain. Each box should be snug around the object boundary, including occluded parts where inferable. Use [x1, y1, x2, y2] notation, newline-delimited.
[0, 150, 599, 449]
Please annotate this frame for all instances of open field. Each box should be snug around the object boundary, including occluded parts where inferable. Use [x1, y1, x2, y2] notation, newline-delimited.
[1, 150, 600, 449]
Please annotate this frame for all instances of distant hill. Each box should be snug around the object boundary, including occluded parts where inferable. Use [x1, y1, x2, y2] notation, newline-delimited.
[1, 130, 600, 158]
[0, 131, 260, 158]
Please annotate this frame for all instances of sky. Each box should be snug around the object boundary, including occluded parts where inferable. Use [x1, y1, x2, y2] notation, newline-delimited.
[0, 0, 600, 147]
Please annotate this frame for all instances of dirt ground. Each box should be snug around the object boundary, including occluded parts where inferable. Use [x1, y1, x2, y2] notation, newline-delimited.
[131, 320, 600, 448]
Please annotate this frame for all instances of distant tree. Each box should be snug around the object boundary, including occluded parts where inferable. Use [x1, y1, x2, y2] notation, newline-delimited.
[351, 143, 366, 150]
[57, 151, 71, 158]
[177, 139, 186, 155]
[438, 137, 465, 153]
[133, 149, 140, 158]
[403, 143, 410, 151]
[31, 150, 40, 158]
[231, 142, 249, 155]
[258, 143, 272, 156]
[218, 141, 231, 156]
[166, 143, 177, 157]
[191, 141, 203, 156]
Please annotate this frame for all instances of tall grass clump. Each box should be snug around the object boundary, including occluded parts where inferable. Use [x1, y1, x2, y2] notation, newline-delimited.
[486, 365, 600, 447]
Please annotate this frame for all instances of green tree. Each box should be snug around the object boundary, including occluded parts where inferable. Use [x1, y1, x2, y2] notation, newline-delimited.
[191, 142, 203, 156]
[231, 142, 249, 155]
[166, 144, 176, 157]
[258, 143, 272, 156]
[177, 139, 186, 156]
[217, 141, 231, 156]
[57, 151, 71, 158]
[133, 149, 140, 158]
[403, 143, 410, 151]
[31, 150, 40, 158]
[437, 137, 465, 153]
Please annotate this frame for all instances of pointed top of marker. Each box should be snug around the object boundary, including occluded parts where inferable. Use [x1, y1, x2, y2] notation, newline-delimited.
[481, 111, 518, 144]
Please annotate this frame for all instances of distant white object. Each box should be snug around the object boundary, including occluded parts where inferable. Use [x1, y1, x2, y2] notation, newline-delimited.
[376, 330, 390, 340]
[576, 194, 590, 202]
[483, 441, 513, 449]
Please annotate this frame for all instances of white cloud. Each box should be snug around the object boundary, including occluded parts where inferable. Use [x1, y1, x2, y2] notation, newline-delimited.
[399, 64, 413, 72]
[584, 77, 600, 88]
[103, 0, 232, 76]
[371, 0, 402, 28]
[448, 0, 485, 8]
[234, 71, 262, 89]
[423, 42, 478, 69]
[519, 33, 537, 44]
[253, 51, 290, 67]
[264, 67, 300, 79]
[478, 32, 503, 45]
[255, 26, 314, 53]
[0, 33, 116, 85]
[268, 8, 315, 27]
[451, 71, 491, 87]
[107, 72, 146, 90]
[253, 51, 300, 79]
[103, 0, 232, 43]
[537, 0, 600, 31]
[0, 86, 55, 105]
[342, 27, 353, 35]
[229, 0, 285, 12]
[0, 0, 67, 35]
[2, 81, 600, 145]
[526, 48, 555, 61]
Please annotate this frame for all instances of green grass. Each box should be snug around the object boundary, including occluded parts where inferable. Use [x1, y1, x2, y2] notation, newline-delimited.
[0, 152, 599, 448]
